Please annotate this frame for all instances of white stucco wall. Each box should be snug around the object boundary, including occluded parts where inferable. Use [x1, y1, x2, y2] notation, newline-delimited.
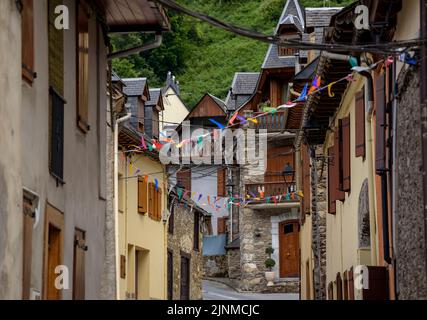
[160, 87, 189, 132]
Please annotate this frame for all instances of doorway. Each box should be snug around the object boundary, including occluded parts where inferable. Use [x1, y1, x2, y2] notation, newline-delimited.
[279, 221, 299, 278]
[180, 254, 190, 300]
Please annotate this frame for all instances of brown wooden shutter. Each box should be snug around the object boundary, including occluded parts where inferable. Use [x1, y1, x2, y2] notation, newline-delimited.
[148, 183, 155, 219]
[328, 282, 334, 300]
[22, 0, 35, 83]
[177, 169, 191, 192]
[334, 130, 345, 202]
[73, 229, 86, 300]
[217, 168, 226, 197]
[355, 90, 366, 158]
[22, 196, 34, 300]
[336, 273, 343, 300]
[302, 143, 311, 217]
[375, 74, 386, 173]
[327, 146, 336, 214]
[157, 188, 163, 221]
[363, 266, 389, 300]
[77, 3, 90, 132]
[340, 117, 351, 192]
[120, 255, 126, 279]
[194, 212, 200, 251]
[138, 177, 148, 214]
[343, 271, 349, 300]
[217, 217, 226, 234]
[348, 267, 355, 300]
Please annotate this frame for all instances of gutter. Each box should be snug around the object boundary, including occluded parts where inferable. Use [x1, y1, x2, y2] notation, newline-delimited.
[107, 33, 163, 61]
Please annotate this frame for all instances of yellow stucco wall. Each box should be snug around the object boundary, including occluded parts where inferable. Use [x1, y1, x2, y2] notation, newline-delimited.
[324, 76, 376, 297]
[118, 151, 167, 300]
[299, 213, 314, 300]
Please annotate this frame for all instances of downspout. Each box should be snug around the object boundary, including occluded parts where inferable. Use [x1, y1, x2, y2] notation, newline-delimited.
[358, 70, 378, 265]
[107, 33, 163, 61]
[114, 112, 131, 300]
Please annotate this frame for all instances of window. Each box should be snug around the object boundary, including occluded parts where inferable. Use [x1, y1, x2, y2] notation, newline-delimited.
[339, 117, 351, 192]
[22, 0, 35, 83]
[278, 46, 298, 57]
[217, 168, 226, 197]
[73, 229, 86, 300]
[284, 224, 294, 234]
[138, 176, 148, 214]
[49, 88, 65, 181]
[194, 212, 200, 251]
[147, 181, 162, 222]
[77, 2, 90, 133]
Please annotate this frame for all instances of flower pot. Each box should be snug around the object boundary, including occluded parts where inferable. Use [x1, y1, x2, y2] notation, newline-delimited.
[265, 271, 275, 286]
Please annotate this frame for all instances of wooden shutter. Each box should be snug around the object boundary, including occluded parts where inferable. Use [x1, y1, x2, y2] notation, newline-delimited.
[339, 117, 351, 192]
[355, 90, 366, 158]
[363, 266, 389, 300]
[148, 183, 155, 219]
[194, 212, 200, 251]
[375, 74, 386, 173]
[328, 282, 334, 300]
[177, 169, 191, 192]
[217, 217, 226, 234]
[334, 130, 345, 201]
[73, 229, 86, 300]
[336, 273, 343, 300]
[327, 147, 336, 214]
[22, 0, 35, 83]
[49, 0, 64, 94]
[348, 267, 355, 300]
[22, 196, 35, 300]
[302, 143, 311, 218]
[343, 271, 349, 300]
[217, 168, 226, 197]
[138, 177, 148, 214]
[77, 2, 90, 132]
[157, 188, 163, 221]
[153, 186, 158, 220]
[120, 255, 126, 279]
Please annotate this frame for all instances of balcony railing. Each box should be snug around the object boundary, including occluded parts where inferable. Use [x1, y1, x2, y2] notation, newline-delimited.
[245, 172, 298, 204]
[252, 111, 286, 132]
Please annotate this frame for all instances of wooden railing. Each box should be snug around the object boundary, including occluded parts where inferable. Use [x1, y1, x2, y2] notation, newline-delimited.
[253, 111, 286, 131]
[245, 178, 297, 204]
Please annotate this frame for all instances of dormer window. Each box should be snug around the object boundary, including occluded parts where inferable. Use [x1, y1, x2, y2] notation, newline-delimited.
[278, 46, 298, 57]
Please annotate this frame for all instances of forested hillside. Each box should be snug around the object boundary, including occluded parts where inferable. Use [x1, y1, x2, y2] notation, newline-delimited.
[111, 0, 354, 108]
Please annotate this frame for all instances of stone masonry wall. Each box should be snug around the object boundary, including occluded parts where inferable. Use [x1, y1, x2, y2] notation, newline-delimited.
[395, 65, 427, 299]
[167, 204, 203, 300]
[227, 249, 241, 279]
[203, 255, 228, 278]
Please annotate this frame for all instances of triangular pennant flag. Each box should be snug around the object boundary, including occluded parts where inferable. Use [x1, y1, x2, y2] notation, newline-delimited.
[198, 194, 203, 202]
[247, 118, 258, 124]
[296, 84, 308, 102]
[229, 111, 238, 125]
[277, 102, 297, 110]
[385, 56, 394, 68]
[134, 168, 140, 176]
[140, 135, 147, 150]
[209, 119, 225, 130]
[197, 136, 203, 146]
[236, 115, 247, 125]
[154, 178, 159, 191]
[328, 83, 335, 98]
[177, 187, 183, 200]
[144, 175, 149, 183]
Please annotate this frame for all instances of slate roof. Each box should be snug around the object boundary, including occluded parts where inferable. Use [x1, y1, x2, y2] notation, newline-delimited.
[224, 72, 259, 111]
[305, 7, 342, 28]
[122, 78, 147, 97]
[275, 0, 305, 33]
[146, 88, 162, 106]
[262, 44, 296, 69]
[293, 56, 319, 81]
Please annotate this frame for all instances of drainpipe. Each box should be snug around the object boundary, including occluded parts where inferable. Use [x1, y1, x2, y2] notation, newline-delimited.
[107, 33, 163, 61]
[114, 112, 131, 300]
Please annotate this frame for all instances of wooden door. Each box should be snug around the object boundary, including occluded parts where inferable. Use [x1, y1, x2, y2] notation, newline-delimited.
[180, 255, 190, 300]
[47, 224, 61, 300]
[167, 251, 173, 300]
[279, 221, 299, 278]
[73, 229, 86, 299]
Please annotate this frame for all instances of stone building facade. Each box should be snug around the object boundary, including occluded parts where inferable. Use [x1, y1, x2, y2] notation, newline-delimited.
[167, 195, 209, 300]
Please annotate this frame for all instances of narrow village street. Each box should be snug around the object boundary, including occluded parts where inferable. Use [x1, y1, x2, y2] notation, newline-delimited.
[202, 280, 299, 301]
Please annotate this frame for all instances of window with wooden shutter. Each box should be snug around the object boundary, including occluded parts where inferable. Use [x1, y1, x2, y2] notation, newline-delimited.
[148, 183, 155, 218]
[177, 169, 191, 192]
[120, 255, 126, 279]
[153, 185, 158, 220]
[138, 176, 148, 214]
[217, 168, 226, 197]
[302, 143, 311, 218]
[343, 271, 349, 300]
[49, 88, 65, 181]
[348, 267, 355, 300]
[339, 117, 351, 192]
[217, 217, 226, 235]
[355, 90, 366, 158]
[22, 0, 35, 83]
[73, 229, 86, 300]
[157, 188, 162, 221]
[328, 282, 334, 300]
[362, 266, 389, 300]
[375, 74, 386, 173]
[77, 2, 90, 133]
[334, 130, 345, 202]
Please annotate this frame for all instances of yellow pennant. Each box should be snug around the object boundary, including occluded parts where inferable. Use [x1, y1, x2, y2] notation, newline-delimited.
[328, 83, 335, 98]
[247, 118, 258, 124]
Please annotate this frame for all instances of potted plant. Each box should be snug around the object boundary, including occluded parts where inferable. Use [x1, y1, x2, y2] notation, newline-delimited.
[264, 246, 276, 286]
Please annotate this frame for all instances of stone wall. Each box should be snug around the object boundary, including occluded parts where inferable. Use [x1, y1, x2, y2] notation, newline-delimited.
[203, 255, 228, 277]
[227, 248, 241, 279]
[167, 204, 203, 300]
[395, 65, 427, 299]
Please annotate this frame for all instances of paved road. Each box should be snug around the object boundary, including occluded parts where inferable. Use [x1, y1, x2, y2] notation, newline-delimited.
[202, 280, 299, 300]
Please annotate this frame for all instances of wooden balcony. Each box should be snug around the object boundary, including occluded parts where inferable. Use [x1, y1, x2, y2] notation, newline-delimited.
[253, 111, 286, 132]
